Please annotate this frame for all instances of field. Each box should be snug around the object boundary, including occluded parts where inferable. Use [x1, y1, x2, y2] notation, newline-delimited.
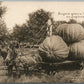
[0, 48, 84, 83]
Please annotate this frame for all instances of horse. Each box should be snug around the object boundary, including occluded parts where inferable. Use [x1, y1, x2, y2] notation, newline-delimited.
[4, 41, 20, 77]
[14, 49, 43, 77]
[0, 44, 9, 65]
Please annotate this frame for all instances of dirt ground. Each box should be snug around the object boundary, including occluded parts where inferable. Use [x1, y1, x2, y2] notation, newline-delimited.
[0, 48, 84, 83]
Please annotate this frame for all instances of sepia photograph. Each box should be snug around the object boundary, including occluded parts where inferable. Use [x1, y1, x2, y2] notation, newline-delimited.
[0, 1, 84, 83]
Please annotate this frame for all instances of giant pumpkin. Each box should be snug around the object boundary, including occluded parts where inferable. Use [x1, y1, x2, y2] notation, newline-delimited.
[69, 40, 84, 61]
[56, 24, 84, 44]
[39, 35, 69, 63]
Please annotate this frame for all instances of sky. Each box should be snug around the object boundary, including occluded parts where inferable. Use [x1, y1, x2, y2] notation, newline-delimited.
[2, 1, 84, 31]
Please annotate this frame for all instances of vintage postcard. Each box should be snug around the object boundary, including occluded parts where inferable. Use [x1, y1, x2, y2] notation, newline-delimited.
[0, 1, 84, 83]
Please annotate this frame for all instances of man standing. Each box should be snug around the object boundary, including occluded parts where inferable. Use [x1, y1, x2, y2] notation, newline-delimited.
[46, 19, 53, 37]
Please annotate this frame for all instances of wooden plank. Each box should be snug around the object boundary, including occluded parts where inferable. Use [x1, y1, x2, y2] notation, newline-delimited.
[38, 60, 79, 65]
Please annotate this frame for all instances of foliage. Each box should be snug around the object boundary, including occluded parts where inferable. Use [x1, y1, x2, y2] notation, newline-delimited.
[0, 2, 6, 18]
[52, 21, 67, 35]
[68, 19, 77, 24]
[13, 9, 52, 44]
[0, 2, 8, 41]
[0, 19, 8, 41]
[13, 24, 27, 41]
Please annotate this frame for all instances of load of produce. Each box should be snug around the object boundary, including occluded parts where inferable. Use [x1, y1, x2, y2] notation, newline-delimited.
[15, 53, 42, 70]
[15, 56, 37, 68]
[69, 40, 84, 61]
[56, 24, 84, 44]
[39, 35, 69, 63]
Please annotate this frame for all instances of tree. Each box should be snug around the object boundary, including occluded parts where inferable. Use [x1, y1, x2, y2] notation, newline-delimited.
[52, 20, 67, 35]
[0, 2, 8, 42]
[27, 9, 52, 44]
[0, 19, 7, 40]
[13, 24, 26, 41]
[68, 19, 77, 24]
[13, 9, 52, 44]
[0, 2, 6, 18]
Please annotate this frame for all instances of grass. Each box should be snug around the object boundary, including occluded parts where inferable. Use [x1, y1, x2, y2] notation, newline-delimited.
[1, 70, 84, 83]
[0, 48, 84, 83]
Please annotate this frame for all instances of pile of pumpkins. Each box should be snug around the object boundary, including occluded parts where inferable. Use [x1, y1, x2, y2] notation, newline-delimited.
[39, 23, 84, 63]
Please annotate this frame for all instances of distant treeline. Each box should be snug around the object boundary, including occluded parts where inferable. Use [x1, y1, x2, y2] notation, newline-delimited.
[0, 2, 84, 45]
